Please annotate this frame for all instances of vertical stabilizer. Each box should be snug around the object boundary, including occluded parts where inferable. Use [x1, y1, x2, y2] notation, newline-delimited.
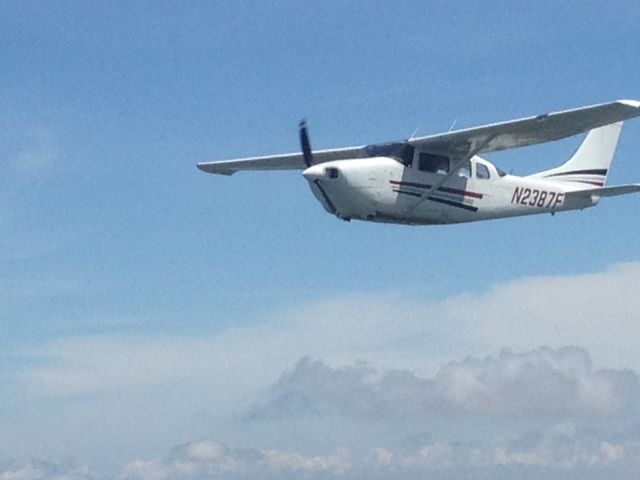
[530, 122, 623, 187]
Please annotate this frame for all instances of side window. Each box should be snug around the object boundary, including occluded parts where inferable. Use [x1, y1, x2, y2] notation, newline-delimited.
[418, 153, 450, 174]
[457, 162, 471, 178]
[476, 163, 490, 180]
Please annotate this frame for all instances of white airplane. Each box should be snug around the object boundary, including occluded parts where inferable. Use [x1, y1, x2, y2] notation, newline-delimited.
[198, 100, 640, 225]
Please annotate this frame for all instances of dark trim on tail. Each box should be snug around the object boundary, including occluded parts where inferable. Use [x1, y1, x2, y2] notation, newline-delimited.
[545, 168, 608, 178]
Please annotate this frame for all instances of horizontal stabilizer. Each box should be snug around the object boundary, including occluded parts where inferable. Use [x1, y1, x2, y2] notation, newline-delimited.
[566, 184, 640, 198]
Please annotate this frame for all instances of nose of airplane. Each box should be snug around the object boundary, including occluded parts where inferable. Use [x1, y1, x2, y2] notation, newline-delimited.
[302, 165, 325, 181]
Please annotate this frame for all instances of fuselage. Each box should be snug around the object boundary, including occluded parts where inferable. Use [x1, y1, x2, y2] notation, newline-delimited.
[303, 156, 595, 225]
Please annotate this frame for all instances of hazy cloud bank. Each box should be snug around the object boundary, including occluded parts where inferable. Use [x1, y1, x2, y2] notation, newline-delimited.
[249, 347, 639, 420]
[6, 424, 639, 480]
[6, 262, 640, 477]
[0, 460, 92, 480]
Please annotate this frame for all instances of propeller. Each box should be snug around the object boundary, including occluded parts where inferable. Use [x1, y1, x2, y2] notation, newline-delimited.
[299, 120, 313, 167]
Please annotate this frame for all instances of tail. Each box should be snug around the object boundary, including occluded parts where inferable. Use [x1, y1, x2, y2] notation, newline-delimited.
[530, 122, 623, 187]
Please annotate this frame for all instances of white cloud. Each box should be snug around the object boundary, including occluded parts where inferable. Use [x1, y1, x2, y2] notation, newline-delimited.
[119, 440, 351, 480]
[2, 426, 639, 480]
[261, 448, 351, 474]
[248, 347, 639, 420]
[0, 434, 640, 480]
[373, 426, 631, 471]
[398, 442, 455, 468]
[437, 262, 640, 370]
[109, 426, 640, 479]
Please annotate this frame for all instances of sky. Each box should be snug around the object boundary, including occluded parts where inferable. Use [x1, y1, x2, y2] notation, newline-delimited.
[1, 0, 640, 478]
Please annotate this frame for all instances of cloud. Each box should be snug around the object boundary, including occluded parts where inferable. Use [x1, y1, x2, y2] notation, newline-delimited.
[248, 347, 639, 420]
[0, 460, 93, 480]
[19, 262, 640, 402]
[120, 439, 351, 480]
[106, 426, 640, 479]
[371, 423, 637, 472]
[2, 429, 636, 480]
[437, 262, 640, 369]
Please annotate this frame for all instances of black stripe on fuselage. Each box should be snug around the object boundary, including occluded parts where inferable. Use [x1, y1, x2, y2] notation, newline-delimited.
[393, 189, 478, 212]
[390, 180, 483, 199]
[428, 196, 478, 212]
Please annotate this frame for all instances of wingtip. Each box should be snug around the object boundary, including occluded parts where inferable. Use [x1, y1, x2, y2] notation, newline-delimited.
[618, 99, 640, 109]
[197, 163, 234, 175]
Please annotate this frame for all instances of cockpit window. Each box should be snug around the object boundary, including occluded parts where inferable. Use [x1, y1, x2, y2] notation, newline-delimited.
[476, 163, 490, 180]
[418, 153, 450, 174]
[363, 142, 415, 166]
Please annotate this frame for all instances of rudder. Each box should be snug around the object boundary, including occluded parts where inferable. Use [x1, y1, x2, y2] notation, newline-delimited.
[531, 122, 623, 187]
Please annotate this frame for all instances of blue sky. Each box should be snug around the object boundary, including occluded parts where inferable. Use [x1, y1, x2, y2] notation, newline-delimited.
[2, 1, 640, 479]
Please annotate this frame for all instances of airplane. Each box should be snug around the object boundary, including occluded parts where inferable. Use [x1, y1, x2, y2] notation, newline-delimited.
[197, 100, 640, 226]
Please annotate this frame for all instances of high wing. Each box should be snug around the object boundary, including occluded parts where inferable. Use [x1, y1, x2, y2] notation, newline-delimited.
[197, 99, 640, 176]
[197, 146, 364, 175]
[409, 99, 640, 156]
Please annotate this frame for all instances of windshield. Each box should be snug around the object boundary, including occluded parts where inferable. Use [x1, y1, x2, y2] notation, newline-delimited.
[363, 142, 415, 166]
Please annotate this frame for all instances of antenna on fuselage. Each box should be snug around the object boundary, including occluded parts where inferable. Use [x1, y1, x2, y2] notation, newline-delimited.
[448, 118, 458, 132]
[409, 126, 420, 140]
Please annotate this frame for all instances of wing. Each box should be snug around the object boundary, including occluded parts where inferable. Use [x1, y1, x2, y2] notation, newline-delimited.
[198, 100, 640, 176]
[197, 146, 364, 175]
[409, 99, 640, 156]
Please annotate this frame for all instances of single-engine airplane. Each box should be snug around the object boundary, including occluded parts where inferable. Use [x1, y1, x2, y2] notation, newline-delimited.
[198, 100, 640, 225]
